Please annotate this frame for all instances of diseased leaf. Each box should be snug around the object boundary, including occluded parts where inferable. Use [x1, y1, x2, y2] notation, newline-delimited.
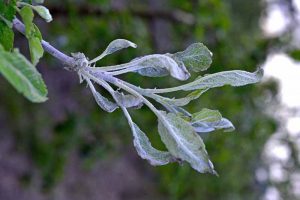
[150, 89, 208, 107]
[104, 54, 191, 80]
[32, 5, 52, 22]
[87, 80, 118, 112]
[20, 6, 44, 66]
[170, 43, 212, 72]
[0, 0, 16, 51]
[157, 112, 216, 174]
[0, 45, 48, 102]
[133, 55, 190, 80]
[149, 69, 263, 93]
[121, 107, 174, 165]
[182, 69, 263, 91]
[191, 109, 235, 133]
[132, 123, 175, 165]
[164, 105, 192, 121]
[115, 92, 143, 109]
[90, 39, 137, 63]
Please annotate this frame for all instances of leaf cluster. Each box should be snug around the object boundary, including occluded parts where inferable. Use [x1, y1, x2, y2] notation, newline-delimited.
[78, 39, 263, 174]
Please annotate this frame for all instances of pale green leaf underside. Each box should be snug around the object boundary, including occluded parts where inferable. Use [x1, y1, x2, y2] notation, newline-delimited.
[0, 45, 48, 102]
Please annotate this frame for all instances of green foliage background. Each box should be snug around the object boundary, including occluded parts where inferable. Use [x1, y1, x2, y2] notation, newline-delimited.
[0, 0, 278, 199]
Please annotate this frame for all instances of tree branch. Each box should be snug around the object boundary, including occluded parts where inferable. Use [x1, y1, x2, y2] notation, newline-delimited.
[12, 18, 76, 68]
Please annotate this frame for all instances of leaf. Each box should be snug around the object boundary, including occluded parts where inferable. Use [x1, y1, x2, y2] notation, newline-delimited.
[164, 105, 192, 121]
[191, 109, 235, 133]
[20, 6, 44, 66]
[0, 45, 48, 102]
[0, 0, 16, 51]
[183, 69, 263, 91]
[192, 108, 222, 123]
[157, 112, 216, 174]
[151, 89, 208, 107]
[121, 107, 174, 165]
[150, 69, 263, 93]
[171, 43, 213, 72]
[87, 80, 118, 112]
[134, 55, 190, 80]
[32, 5, 52, 22]
[132, 123, 175, 165]
[114, 92, 143, 109]
[90, 39, 137, 63]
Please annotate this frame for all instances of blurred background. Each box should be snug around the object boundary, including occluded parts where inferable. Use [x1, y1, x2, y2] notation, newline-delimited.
[0, 0, 300, 199]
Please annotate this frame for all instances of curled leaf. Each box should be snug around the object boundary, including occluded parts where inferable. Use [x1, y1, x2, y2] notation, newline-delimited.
[115, 92, 143, 109]
[87, 80, 118, 112]
[192, 118, 235, 133]
[122, 107, 174, 165]
[90, 39, 137, 63]
[157, 112, 216, 174]
[191, 109, 235, 133]
[132, 55, 190, 80]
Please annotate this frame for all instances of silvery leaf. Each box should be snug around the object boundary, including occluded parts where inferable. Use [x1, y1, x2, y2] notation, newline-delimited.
[170, 43, 212, 72]
[180, 69, 263, 91]
[150, 89, 208, 107]
[134, 55, 190, 80]
[192, 118, 235, 134]
[121, 107, 174, 165]
[191, 109, 235, 133]
[114, 92, 143, 109]
[90, 39, 137, 63]
[87, 80, 118, 112]
[147, 68, 263, 93]
[157, 112, 217, 174]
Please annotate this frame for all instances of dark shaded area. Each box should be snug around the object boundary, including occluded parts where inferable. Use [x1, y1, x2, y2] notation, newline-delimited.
[0, 0, 282, 199]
